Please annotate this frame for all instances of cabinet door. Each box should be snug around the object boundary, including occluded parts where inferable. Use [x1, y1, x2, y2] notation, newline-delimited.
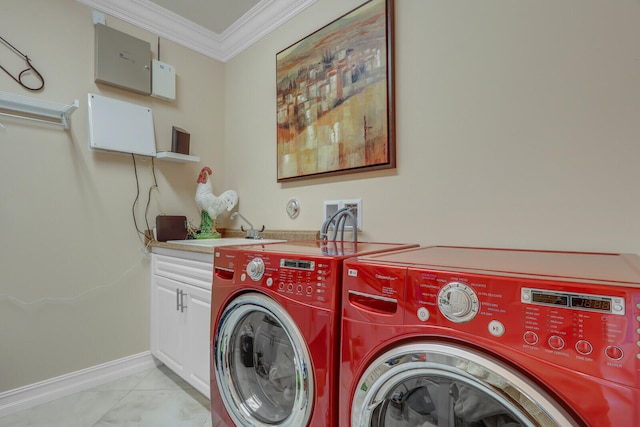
[184, 284, 212, 398]
[151, 275, 185, 375]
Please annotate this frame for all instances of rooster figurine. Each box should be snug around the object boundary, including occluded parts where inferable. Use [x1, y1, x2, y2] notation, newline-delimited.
[195, 166, 238, 238]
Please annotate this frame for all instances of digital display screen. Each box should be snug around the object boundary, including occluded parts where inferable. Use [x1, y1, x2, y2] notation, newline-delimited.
[524, 288, 618, 314]
[532, 292, 568, 306]
[281, 259, 314, 270]
[571, 296, 611, 312]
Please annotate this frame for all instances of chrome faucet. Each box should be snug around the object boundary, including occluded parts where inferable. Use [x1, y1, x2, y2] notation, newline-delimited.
[230, 212, 265, 239]
[320, 207, 358, 242]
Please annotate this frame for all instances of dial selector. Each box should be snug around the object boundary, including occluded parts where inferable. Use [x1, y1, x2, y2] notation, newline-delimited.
[246, 257, 265, 281]
[438, 282, 479, 323]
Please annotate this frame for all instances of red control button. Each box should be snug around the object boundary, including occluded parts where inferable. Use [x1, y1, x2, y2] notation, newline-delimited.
[523, 331, 538, 345]
[548, 335, 565, 350]
[605, 345, 624, 361]
[575, 340, 593, 355]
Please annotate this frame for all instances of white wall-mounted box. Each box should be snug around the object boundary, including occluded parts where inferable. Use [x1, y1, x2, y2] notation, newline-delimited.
[88, 93, 156, 157]
[324, 199, 362, 231]
[151, 60, 176, 101]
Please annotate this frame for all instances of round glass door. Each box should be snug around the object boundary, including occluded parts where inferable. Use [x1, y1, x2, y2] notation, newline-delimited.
[352, 342, 579, 427]
[214, 293, 314, 426]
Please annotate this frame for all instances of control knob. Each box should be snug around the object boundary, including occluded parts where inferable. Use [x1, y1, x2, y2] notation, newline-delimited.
[246, 257, 265, 281]
[438, 282, 479, 323]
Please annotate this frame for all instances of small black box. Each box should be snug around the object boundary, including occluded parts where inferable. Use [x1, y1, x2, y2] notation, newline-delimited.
[156, 215, 188, 241]
[171, 126, 190, 155]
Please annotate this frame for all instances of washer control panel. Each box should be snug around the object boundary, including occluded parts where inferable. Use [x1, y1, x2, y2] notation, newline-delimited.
[399, 267, 639, 388]
[214, 249, 340, 310]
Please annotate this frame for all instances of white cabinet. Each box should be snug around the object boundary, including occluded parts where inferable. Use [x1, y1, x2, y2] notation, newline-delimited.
[183, 284, 212, 393]
[151, 248, 213, 398]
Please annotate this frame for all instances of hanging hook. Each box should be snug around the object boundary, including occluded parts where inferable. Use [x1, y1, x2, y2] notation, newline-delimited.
[0, 35, 45, 91]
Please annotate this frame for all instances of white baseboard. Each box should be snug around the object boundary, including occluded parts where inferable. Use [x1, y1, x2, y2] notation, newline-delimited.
[0, 351, 160, 418]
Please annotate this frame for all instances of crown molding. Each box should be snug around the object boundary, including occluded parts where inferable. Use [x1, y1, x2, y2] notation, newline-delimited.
[76, 0, 318, 62]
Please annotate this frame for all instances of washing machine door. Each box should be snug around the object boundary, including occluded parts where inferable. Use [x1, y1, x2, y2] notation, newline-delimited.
[352, 342, 580, 427]
[214, 293, 314, 426]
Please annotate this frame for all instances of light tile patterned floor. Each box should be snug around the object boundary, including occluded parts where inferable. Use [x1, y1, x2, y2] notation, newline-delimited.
[0, 365, 212, 427]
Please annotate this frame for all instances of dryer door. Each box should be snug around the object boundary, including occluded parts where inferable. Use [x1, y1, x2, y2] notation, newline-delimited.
[351, 342, 580, 427]
[214, 293, 314, 426]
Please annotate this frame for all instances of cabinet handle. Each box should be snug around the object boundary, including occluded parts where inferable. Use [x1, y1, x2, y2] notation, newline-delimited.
[174, 289, 188, 312]
[180, 290, 187, 312]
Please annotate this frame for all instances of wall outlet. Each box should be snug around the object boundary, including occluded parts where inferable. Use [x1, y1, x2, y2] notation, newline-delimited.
[323, 199, 362, 231]
[92, 11, 106, 25]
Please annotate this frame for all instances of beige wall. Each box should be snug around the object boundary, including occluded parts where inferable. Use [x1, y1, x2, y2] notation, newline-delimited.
[2, 0, 640, 394]
[226, 0, 640, 253]
[0, 0, 224, 392]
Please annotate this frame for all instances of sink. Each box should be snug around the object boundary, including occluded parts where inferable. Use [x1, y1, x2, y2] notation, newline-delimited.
[166, 238, 285, 247]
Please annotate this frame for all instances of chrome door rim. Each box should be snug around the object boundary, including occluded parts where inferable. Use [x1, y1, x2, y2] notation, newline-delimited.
[352, 342, 579, 427]
[214, 293, 314, 427]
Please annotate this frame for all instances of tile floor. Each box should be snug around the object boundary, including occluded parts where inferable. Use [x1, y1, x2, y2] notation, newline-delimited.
[0, 365, 212, 427]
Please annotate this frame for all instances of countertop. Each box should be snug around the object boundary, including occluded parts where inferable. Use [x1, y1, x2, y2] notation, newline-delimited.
[149, 229, 320, 254]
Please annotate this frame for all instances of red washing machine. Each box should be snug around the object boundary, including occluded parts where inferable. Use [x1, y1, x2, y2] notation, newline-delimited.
[209, 240, 418, 426]
[340, 246, 640, 427]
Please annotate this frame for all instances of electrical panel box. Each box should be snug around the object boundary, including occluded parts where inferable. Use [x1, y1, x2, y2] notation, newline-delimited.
[94, 24, 151, 95]
[151, 60, 176, 100]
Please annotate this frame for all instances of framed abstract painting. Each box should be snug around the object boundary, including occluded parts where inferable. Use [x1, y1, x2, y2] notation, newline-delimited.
[276, 0, 395, 182]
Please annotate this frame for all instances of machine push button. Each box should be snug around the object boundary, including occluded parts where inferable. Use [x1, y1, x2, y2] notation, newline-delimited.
[523, 331, 539, 345]
[488, 320, 505, 337]
[548, 335, 565, 350]
[575, 340, 593, 355]
[605, 345, 624, 361]
[417, 307, 430, 322]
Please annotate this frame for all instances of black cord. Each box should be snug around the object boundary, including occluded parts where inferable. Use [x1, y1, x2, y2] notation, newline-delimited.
[0, 35, 45, 91]
[144, 157, 159, 238]
[131, 154, 147, 239]
[151, 156, 158, 187]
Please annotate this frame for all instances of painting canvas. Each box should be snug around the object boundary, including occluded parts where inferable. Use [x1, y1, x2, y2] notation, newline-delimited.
[276, 0, 395, 182]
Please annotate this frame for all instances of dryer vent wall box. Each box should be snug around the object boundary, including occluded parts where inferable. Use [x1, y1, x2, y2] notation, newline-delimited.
[152, 60, 176, 100]
[94, 24, 151, 95]
[88, 93, 156, 157]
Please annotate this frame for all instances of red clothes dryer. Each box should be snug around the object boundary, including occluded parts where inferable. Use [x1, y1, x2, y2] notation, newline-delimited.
[209, 240, 417, 427]
[340, 246, 640, 427]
